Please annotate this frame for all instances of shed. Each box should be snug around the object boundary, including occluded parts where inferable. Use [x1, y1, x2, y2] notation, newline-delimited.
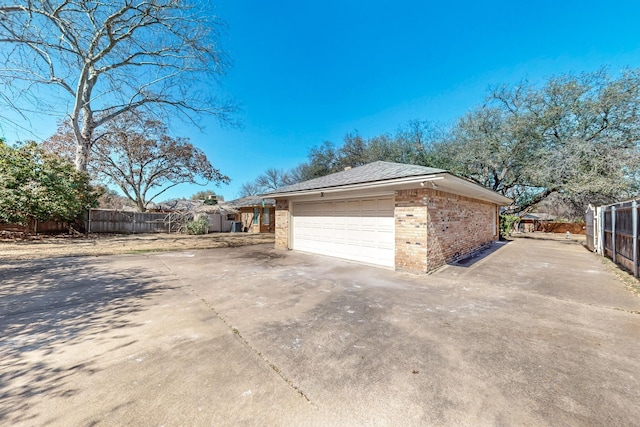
[518, 212, 556, 233]
[265, 161, 512, 274]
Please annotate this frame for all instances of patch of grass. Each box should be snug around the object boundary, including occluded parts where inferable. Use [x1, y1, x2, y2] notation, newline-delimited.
[126, 248, 169, 254]
[597, 255, 640, 297]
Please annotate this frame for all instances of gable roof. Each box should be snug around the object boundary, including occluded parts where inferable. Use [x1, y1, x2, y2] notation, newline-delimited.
[272, 161, 445, 193]
[265, 161, 512, 205]
[521, 212, 556, 221]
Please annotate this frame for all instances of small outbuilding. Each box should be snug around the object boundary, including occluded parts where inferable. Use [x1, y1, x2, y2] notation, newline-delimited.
[518, 212, 556, 233]
[265, 161, 512, 274]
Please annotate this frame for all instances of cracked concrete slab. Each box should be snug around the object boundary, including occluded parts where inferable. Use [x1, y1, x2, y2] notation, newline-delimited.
[1, 238, 639, 426]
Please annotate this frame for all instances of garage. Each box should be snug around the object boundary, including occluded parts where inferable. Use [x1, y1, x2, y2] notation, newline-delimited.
[267, 161, 512, 274]
[291, 196, 395, 267]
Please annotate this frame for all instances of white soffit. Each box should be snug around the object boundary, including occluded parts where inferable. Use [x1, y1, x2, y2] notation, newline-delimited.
[270, 173, 512, 205]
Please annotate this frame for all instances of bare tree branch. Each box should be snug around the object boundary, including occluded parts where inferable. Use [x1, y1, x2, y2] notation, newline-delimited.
[0, 0, 236, 171]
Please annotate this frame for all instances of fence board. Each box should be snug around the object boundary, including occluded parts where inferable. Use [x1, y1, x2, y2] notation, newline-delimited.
[596, 199, 639, 277]
[585, 207, 595, 251]
[1, 209, 234, 235]
[86, 209, 171, 234]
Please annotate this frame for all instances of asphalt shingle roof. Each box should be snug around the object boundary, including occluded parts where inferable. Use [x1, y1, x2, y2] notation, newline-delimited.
[268, 161, 446, 194]
[227, 196, 275, 208]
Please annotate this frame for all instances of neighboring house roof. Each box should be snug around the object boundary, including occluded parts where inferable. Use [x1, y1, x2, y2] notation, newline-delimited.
[521, 212, 556, 221]
[227, 196, 276, 208]
[265, 161, 512, 205]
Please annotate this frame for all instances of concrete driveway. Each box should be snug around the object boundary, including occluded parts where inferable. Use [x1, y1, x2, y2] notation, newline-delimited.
[1, 238, 639, 426]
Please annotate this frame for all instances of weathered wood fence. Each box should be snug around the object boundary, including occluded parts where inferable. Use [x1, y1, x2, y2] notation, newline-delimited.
[85, 209, 235, 234]
[1, 209, 236, 234]
[585, 207, 595, 251]
[85, 210, 170, 233]
[587, 199, 639, 277]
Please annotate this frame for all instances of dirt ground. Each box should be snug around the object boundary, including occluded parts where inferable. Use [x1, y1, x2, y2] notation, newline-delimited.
[0, 232, 275, 260]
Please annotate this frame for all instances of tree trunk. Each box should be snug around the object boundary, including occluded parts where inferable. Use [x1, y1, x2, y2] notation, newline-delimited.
[136, 199, 147, 212]
[502, 188, 557, 215]
[75, 141, 90, 172]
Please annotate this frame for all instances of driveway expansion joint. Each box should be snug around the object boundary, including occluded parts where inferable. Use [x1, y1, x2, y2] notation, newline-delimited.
[156, 257, 315, 407]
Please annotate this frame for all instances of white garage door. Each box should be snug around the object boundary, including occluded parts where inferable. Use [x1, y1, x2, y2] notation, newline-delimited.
[292, 197, 395, 267]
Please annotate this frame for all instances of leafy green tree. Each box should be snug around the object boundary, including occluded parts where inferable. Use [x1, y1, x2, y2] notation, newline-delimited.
[298, 141, 338, 179]
[190, 190, 223, 201]
[242, 69, 640, 217]
[434, 69, 640, 215]
[337, 133, 368, 169]
[0, 141, 100, 224]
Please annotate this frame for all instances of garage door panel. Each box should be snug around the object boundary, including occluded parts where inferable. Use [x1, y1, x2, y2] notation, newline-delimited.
[292, 197, 395, 268]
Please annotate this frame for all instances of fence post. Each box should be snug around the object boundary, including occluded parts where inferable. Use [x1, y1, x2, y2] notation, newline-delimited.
[611, 206, 617, 264]
[633, 201, 638, 278]
[598, 207, 604, 254]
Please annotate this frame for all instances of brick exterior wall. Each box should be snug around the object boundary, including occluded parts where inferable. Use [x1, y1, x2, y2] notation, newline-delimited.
[395, 189, 429, 273]
[396, 188, 498, 273]
[276, 190, 498, 273]
[239, 207, 275, 233]
[275, 199, 289, 249]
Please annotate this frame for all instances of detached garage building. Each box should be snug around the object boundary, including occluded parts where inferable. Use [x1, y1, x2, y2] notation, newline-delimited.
[266, 161, 512, 274]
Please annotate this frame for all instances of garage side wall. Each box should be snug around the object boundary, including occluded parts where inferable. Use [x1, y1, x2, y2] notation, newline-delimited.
[395, 190, 429, 273]
[275, 199, 289, 249]
[425, 190, 497, 271]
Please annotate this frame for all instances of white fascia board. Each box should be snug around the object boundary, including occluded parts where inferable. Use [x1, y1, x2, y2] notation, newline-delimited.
[442, 175, 513, 205]
[267, 173, 513, 206]
[267, 175, 444, 199]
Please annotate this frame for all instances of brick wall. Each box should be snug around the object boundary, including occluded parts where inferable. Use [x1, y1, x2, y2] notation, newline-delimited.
[395, 189, 429, 273]
[425, 189, 497, 271]
[275, 199, 289, 249]
[239, 207, 276, 233]
[276, 191, 498, 272]
[395, 188, 498, 273]
[240, 209, 257, 232]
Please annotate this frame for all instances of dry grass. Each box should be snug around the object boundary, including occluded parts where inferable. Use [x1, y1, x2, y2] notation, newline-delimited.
[0, 232, 275, 261]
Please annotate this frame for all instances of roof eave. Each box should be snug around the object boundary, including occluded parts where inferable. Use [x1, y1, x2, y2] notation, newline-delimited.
[265, 174, 445, 198]
[266, 173, 512, 205]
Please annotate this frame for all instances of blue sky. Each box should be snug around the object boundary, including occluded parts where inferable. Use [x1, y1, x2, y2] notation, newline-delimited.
[3, 0, 640, 201]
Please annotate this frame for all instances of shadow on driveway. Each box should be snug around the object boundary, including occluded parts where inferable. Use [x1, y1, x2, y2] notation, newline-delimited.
[0, 258, 170, 425]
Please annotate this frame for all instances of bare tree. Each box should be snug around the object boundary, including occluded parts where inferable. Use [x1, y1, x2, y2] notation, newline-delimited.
[0, 1, 234, 171]
[44, 112, 229, 211]
[238, 182, 261, 198]
[238, 167, 303, 198]
[255, 168, 291, 192]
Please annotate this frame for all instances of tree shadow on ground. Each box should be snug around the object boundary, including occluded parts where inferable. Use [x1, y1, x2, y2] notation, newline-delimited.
[0, 257, 171, 425]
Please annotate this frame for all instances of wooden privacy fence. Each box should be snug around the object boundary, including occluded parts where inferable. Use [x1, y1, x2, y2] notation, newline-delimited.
[1, 209, 236, 234]
[85, 209, 235, 234]
[588, 199, 639, 277]
[0, 218, 77, 234]
[86, 209, 171, 233]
